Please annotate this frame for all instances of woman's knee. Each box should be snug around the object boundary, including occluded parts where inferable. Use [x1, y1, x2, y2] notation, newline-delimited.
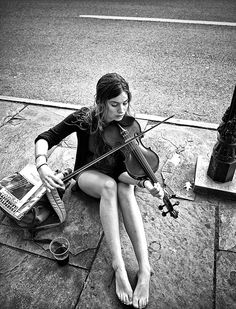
[118, 182, 134, 200]
[102, 178, 117, 197]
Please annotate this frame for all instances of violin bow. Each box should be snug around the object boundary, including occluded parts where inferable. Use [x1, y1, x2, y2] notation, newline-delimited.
[63, 115, 175, 182]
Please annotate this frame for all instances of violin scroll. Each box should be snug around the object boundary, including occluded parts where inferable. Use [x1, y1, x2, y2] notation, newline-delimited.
[158, 190, 179, 219]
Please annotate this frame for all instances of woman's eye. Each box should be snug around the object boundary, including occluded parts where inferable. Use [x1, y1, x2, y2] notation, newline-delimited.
[110, 101, 128, 107]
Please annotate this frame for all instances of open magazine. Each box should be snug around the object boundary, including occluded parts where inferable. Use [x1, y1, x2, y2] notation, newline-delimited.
[0, 164, 46, 220]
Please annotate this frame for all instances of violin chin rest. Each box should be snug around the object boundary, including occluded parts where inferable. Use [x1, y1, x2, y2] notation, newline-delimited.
[117, 115, 135, 127]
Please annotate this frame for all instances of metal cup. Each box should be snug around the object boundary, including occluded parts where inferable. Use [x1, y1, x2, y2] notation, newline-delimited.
[49, 237, 70, 266]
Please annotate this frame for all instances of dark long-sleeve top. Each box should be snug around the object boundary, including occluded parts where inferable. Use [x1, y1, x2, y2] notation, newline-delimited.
[35, 107, 127, 180]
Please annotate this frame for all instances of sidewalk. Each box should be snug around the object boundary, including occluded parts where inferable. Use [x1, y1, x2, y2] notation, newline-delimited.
[0, 100, 235, 309]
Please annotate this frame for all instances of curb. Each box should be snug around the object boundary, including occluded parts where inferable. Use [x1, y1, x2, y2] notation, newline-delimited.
[0, 95, 218, 131]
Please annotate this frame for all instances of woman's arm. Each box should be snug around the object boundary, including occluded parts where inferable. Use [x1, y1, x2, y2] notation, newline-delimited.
[34, 109, 89, 190]
[35, 139, 64, 191]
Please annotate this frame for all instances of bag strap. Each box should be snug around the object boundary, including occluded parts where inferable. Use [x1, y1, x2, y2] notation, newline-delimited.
[32, 188, 66, 231]
[46, 188, 66, 223]
[28, 168, 72, 232]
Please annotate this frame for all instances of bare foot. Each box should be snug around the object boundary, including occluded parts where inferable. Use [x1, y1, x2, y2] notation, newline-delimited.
[113, 265, 133, 305]
[133, 269, 150, 308]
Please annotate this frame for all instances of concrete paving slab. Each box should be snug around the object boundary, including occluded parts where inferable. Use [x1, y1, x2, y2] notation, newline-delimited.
[0, 181, 103, 269]
[0, 103, 71, 179]
[0, 244, 87, 309]
[194, 155, 236, 199]
[215, 251, 236, 309]
[0, 101, 26, 127]
[219, 199, 236, 252]
[77, 238, 127, 309]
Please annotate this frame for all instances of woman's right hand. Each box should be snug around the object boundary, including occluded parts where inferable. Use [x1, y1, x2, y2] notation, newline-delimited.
[37, 164, 65, 192]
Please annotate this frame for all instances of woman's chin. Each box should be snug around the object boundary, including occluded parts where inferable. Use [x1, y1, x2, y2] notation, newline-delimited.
[116, 115, 124, 120]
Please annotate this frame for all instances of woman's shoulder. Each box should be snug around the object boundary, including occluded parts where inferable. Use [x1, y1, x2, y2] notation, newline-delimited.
[73, 106, 91, 117]
[68, 106, 95, 131]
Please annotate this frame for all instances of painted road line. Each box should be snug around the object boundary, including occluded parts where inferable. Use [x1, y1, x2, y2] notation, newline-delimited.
[80, 15, 236, 27]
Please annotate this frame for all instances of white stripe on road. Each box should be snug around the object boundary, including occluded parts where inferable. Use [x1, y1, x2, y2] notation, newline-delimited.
[80, 15, 236, 27]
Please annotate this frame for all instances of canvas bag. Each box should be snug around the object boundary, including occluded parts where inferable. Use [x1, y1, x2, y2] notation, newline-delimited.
[0, 166, 72, 232]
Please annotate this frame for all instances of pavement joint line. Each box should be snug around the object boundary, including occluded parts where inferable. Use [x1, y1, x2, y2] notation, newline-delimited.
[212, 204, 220, 309]
[73, 232, 105, 309]
[0, 95, 218, 131]
[0, 105, 27, 129]
[79, 15, 236, 27]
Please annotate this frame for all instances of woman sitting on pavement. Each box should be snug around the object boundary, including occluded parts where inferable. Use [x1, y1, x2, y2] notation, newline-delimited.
[34, 72, 164, 308]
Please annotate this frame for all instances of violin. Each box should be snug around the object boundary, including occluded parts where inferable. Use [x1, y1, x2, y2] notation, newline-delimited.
[62, 114, 179, 218]
[103, 115, 179, 219]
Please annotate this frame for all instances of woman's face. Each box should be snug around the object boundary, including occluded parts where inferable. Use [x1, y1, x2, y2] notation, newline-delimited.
[104, 91, 129, 123]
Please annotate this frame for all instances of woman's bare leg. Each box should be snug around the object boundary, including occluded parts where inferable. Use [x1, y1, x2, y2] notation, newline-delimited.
[118, 182, 151, 309]
[77, 171, 133, 305]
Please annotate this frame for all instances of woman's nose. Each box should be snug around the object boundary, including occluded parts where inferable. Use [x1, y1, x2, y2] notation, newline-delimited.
[118, 104, 125, 113]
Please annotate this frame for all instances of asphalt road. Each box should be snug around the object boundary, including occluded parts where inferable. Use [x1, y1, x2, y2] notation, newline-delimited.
[0, 0, 235, 123]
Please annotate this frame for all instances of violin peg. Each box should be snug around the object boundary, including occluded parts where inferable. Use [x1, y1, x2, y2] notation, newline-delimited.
[158, 205, 164, 210]
[172, 201, 180, 207]
[162, 211, 168, 217]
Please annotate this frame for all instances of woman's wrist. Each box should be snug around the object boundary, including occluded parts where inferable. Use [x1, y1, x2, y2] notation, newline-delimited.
[35, 154, 48, 169]
[137, 179, 148, 188]
[36, 162, 48, 171]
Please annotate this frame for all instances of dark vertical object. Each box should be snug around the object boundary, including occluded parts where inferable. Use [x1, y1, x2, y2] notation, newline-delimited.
[207, 85, 236, 182]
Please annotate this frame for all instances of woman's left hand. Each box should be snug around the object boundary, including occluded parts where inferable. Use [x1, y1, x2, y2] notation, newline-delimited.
[144, 180, 164, 199]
